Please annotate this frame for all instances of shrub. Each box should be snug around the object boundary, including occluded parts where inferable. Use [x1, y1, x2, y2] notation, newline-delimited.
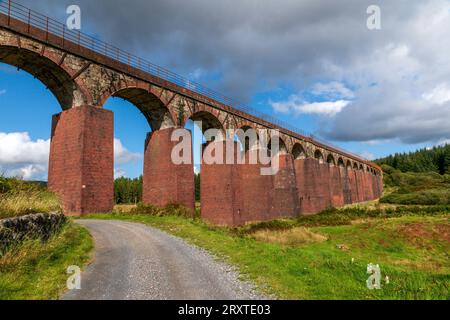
[381, 189, 450, 205]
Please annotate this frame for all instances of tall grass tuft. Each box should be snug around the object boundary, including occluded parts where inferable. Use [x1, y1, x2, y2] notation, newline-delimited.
[127, 202, 196, 219]
[0, 176, 61, 219]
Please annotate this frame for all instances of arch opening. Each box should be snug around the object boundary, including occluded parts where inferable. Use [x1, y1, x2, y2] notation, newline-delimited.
[268, 136, 288, 156]
[327, 154, 336, 166]
[111, 88, 175, 131]
[0, 46, 86, 109]
[235, 125, 259, 153]
[292, 143, 306, 160]
[346, 160, 352, 170]
[314, 150, 324, 164]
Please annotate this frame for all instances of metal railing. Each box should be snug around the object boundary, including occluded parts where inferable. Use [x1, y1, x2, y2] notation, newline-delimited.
[0, 0, 370, 163]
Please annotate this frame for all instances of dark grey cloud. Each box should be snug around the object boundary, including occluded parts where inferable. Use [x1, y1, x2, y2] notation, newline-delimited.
[15, 0, 450, 144]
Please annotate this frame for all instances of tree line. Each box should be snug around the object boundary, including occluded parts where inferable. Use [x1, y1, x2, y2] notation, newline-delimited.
[376, 144, 450, 174]
[114, 174, 201, 204]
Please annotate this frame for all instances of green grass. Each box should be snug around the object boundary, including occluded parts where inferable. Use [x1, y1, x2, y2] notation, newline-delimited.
[82, 209, 450, 300]
[0, 222, 93, 300]
[0, 176, 60, 219]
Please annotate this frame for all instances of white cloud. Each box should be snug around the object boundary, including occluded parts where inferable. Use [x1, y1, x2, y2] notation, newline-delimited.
[114, 138, 142, 165]
[312, 82, 354, 100]
[436, 138, 450, 146]
[297, 100, 350, 117]
[359, 151, 376, 161]
[422, 83, 450, 105]
[272, 96, 350, 117]
[0, 132, 50, 165]
[194, 165, 200, 174]
[0, 133, 141, 180]
[114, 168, 126, 179]
[0, 132, 50, 180]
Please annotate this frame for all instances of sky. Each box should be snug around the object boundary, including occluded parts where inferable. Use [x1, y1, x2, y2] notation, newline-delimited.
[1, 0, 450, 180]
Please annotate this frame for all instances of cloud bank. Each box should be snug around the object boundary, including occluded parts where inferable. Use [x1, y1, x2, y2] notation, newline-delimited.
[0, 132, 141, 180]
[15, 0, 450, 145]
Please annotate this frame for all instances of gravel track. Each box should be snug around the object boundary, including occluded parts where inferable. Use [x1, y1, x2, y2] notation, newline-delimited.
[63, 219, 268, 300]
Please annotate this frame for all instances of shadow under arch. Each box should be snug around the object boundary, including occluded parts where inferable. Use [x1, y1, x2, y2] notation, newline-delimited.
[188, 110, 226, 141]
[0, 45, 89, 109]
[234, 125, 260, 153]
[107, 87, 176, 131]
[292, 143, 307, 160]
[268, 136, 288, 156]
[314, 150, 324, 164]
[346, 160, 352, 170]
[327, 154, 336, 166]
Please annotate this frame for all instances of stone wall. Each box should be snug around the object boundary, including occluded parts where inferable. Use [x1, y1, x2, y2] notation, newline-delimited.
[0, 213, 67, 254]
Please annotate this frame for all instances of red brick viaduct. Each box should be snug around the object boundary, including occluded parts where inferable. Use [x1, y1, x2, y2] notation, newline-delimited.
[0, 5, 382, 226]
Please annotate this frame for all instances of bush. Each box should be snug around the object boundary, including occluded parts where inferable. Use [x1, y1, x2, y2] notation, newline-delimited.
[381, 189, 450, 205]
[380, 166, 450, 205]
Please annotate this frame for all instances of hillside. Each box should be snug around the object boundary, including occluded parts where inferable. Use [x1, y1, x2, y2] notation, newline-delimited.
[375, 145, 450, 205]
[376, 144, 450, 174]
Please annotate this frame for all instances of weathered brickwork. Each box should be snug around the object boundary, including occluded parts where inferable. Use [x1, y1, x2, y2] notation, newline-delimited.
[48, 106, 114, 215]
[1, 19, 383, 221]
[143, 128, 195, 210]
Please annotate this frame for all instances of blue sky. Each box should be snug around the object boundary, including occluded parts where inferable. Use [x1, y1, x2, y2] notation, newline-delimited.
[1, 0, 450, 180]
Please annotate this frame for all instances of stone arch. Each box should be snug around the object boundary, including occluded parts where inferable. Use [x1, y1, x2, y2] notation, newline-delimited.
[292, 143, 307, 160]
[360, 164, 364, 171]
[268, 136, 288, 155]
[314, 150, 324, 164]
[338, 158, 345, 167]
[346, 160, 352, 170]
[0, 45, 90, 109]
[234, 124, 259, 152]
[103, 86, 176, 131]
[327, 154, 336, 166]
[353, 162, 359, 170]
[188, 110, 225, 140]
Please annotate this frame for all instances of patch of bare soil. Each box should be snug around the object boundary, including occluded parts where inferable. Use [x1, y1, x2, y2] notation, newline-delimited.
[397, 222, 450, 248]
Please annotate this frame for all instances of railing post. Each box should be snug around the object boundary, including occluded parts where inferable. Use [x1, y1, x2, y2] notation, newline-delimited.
[62, 24, 65, 47]
[27, 9, 31, 34]
[7, 0, 11, 25]
[45, 17, 49, 42]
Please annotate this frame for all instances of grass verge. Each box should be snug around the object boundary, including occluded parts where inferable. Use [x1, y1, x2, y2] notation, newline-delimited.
[82, 208, 449, 300]
[0, 221, 93, 300]
[0, 176, 60, 219]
